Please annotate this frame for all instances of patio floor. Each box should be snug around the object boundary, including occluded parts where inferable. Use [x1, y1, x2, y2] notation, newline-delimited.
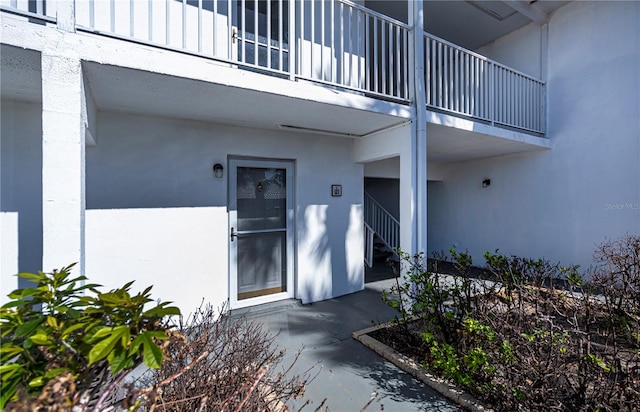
[234, 279, 462, 411]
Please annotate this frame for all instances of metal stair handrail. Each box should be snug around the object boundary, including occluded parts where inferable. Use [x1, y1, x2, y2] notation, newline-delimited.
[364, 222, 375, 268]
[364, 192, 400, 255]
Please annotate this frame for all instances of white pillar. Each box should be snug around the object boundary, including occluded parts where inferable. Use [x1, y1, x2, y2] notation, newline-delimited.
[402, 0, 427, 258]
[398, 131, 416, 256]
[41, 54, 86, 273]
[56, 0, 76, 33]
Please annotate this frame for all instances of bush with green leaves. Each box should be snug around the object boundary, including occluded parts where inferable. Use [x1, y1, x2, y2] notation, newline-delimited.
[0, 264, 180, 409]
[380, 235, 640, 411]
[382, 249, 479, 345]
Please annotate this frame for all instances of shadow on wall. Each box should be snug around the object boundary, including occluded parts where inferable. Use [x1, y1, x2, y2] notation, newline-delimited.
[86, 137, 228, 210]
[297, 203, 364, 304]
[297, 205, 332, 303]
[83, 112, 233, 312]
[1, 100, 43, 290]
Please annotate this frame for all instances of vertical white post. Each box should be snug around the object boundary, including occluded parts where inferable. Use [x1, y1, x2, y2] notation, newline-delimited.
[198, 0, 203, 53]
[41, 54, 86, 274]
[289, 0, 296, 80]
[148, 0, 152, 42]
[404, 29, 409, 99]
[253, 0, 258, 65]
[320, 0, 324, 80]
[166, 0, 171, 46]
[541, 23, 548, 134]
[380, 22, 385, 94]
[266, 0, 271, 68]
[400, 0, 427, 258]
[56, 0, 75, 32]
[330, 0, 335, 82]
[373, 18, 378, 93]
[278, 0, 283, 70]
[130, 0, 135, 37]
[489, 62, 495, 126]
[182, 0, 187, 49]
[310, 0, 314, 77]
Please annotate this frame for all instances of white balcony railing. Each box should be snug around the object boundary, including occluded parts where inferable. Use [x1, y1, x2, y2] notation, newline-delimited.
[0, 0, 55, 21]
[70, 0, 410, 102]
[424, 32, 545, 134]
[1, 0, 546, 135]
[297, 0, 410, 100]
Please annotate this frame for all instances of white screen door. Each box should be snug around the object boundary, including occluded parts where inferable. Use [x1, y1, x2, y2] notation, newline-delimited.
[229, 159, 294, 308]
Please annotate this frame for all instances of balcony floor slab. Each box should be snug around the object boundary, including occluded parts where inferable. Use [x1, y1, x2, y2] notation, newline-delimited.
[426, 110, 551, 164]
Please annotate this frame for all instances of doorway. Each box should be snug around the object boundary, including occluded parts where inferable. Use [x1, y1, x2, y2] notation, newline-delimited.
[228, 158, 294, 308]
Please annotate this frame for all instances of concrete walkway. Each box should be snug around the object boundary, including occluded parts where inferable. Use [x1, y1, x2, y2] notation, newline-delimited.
[235, 280, 462, 412]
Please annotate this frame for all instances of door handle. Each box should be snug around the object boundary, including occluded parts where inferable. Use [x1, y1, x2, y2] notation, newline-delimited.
[230, 227, 237, 242]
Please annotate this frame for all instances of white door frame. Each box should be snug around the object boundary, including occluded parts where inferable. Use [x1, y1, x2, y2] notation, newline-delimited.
[228, 158, 295, 309]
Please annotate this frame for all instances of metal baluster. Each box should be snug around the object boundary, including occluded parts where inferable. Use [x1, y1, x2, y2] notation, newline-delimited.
[182, 0, 186, 49]
[198, 0, 202, 53]
[311, 0, 314, 77]
[267, 0, 271, 69]
[254, 0, 258, 66]
[110, 0, 115, 33]
[166, 0, 170, 45]
[321, 0, 325, 80]
[130, 0, 134, 37]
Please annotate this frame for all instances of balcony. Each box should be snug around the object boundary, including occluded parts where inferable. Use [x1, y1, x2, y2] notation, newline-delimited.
[1, 0, 546, 135]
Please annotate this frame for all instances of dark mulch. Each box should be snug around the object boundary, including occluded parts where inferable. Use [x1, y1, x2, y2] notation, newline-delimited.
[368, 319, 428, 362]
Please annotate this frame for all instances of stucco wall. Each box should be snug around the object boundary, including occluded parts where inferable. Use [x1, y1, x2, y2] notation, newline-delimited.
[475, 21, 543, 79]
[427, 1, 640, 270]
[85, 111, 364, 312]
[0, 100, 43, 302]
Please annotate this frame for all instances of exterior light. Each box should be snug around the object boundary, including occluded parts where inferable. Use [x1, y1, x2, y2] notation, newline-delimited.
[213, 163, 224, 178]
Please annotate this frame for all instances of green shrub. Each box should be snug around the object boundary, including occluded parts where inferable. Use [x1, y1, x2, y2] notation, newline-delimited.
[381, 235, 640, 411]
[0, 264, 180, 409]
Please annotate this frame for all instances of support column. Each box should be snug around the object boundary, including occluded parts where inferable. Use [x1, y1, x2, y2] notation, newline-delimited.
[41, 54, 86, 273]
[55, 0, 76, 33]
[398, 132, 416, 256]
[402, 0, 427, 258]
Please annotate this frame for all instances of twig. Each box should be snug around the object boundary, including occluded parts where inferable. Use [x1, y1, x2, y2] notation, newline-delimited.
[91, 368, 130, 412]
[135, 348, 211, 402]
[233, 365, 269, 412]
[360, 391, 378, 411]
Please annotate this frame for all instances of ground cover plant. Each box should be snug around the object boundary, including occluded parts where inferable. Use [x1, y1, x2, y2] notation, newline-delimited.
[1, 266, 311, 411]
[375, 234, 640, 411]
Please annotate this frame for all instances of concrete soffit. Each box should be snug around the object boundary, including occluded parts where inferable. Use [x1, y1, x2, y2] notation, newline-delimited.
[501, 0, 549, 24]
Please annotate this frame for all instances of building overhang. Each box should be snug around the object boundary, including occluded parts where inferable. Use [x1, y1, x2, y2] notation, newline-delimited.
[426, 110, 551, 164]
[1, 16, 412, 138]
[80, 61, 412, 137]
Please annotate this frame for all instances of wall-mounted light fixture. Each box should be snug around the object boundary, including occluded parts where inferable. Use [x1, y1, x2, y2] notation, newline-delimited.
[482, 179, 491, 188]
[213, 163, 224, 178]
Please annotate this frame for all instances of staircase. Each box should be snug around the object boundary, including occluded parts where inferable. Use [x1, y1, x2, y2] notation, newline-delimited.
[364, 192, 400, 268]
